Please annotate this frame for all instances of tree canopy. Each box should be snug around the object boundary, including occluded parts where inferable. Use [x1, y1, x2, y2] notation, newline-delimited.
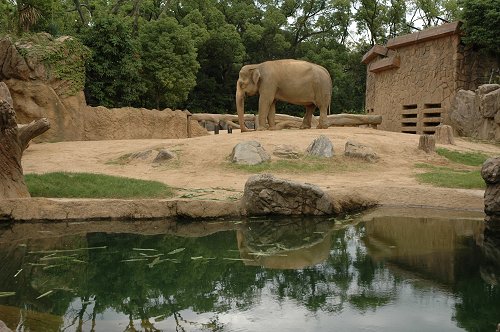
[0, 0, 496, 115]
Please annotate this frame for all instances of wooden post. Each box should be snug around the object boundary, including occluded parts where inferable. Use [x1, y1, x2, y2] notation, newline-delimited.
[418, 134, 436, 153]
[434, 125, 455, 145]
[185, 110, 192, 138]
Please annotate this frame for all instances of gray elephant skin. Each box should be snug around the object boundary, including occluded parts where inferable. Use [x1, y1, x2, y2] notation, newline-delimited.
[235, 59, 332, 132]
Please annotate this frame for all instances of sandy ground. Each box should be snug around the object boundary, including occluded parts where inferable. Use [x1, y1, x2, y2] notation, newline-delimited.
[21, 127, 500, 211]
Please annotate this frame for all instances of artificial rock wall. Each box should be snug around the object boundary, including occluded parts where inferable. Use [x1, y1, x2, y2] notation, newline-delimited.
[450, 84, 500, 140]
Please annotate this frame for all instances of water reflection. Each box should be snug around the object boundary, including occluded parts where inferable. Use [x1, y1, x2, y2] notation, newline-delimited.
[0, 209, 498, 332]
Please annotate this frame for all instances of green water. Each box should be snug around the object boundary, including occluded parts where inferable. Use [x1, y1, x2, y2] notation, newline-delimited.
[0, 209, 499, 331]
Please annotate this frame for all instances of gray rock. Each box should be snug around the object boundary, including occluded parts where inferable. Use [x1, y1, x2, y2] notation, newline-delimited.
[273, 144, 301, 159]
[230, 141, 270, 165]
[153, 149, 176, 163]
[477, 84, 500, 95]
[242, 174, 334, 215]
[484, 183, 500, 217]
[482, 157, 500, 184]
[344, 140, 379, 162]
[306, 135, 334, 158]
[479, 86, 500, 119]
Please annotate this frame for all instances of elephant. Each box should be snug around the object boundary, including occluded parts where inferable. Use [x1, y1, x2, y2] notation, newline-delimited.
[235, 59, 332, 132]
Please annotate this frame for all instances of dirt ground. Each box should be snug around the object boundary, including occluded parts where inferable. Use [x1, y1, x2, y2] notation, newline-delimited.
[21, 127, 500, 211]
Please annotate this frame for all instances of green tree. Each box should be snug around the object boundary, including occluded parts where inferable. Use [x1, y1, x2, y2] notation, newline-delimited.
[167, 0, 247, 113]
[139, 16, 199, 109]
[460, 0, 500, 55]
[0, 0, 17, 35]
[79, 15, 146, 107]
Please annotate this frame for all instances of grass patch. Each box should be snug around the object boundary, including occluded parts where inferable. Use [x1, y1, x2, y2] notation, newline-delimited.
[414, 163, 485, 189]
[436, 148, 490, 166]
[25, 172, 174, 199]
[414, 148, 491, 189]
[228, 156, 364, 174]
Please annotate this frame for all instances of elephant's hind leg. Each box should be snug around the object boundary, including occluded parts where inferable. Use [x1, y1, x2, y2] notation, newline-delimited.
[300, 105, 316, 129]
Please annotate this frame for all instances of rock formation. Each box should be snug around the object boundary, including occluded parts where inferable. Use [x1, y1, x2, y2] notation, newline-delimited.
[0, 34, 208, 142]
[306, 135, 334, 158]
[230, 141, 271, 165]
[241, 174, 334, 215]
[451, 84, 500, 141]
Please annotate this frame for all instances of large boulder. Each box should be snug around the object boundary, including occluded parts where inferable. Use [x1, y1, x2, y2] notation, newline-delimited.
[306, 135, 334, 158]
[241, 174, 334, 215]
[230, 141, 271, 165]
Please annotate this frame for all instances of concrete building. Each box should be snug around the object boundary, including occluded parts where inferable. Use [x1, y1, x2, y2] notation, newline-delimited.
[362, 22, 494, 135]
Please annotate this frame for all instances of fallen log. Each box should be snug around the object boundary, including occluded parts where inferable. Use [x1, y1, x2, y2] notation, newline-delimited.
[323, 114, 382, 127]
[191, 113, 256, 129]
[190, 112, 382, 130]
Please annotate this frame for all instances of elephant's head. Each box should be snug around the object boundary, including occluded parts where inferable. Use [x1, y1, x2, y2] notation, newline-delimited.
[236, 64, 260, 132]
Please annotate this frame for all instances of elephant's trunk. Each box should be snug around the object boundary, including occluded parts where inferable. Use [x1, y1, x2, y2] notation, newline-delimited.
[236, 87, 249, 132]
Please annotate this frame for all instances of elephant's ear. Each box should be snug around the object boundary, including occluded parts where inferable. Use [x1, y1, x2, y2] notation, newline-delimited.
[251, 68, 261, 86]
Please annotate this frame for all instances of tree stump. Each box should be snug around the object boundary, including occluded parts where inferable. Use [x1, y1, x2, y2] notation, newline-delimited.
[418, 134, 436, 153]
[434, 125, 455, 145]
[0, 99, 50, 199]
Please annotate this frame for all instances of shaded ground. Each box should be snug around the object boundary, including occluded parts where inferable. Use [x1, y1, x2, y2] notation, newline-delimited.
[22, 127, 500, 211]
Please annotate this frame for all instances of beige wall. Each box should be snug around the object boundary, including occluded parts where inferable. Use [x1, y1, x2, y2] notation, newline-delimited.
[365, 34, 460, 134]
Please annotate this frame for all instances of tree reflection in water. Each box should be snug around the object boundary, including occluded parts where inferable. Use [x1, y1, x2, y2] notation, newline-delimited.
[0, 211, 498, 332]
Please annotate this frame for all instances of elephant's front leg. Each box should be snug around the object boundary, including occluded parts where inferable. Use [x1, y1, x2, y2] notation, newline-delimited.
[257, 93, 273, 130]
[267, 101, 276, 130]
[300, 105, 316, 129]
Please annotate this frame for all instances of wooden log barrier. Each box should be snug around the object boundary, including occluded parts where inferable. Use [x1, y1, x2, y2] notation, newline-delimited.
[190, 113, 382, 131]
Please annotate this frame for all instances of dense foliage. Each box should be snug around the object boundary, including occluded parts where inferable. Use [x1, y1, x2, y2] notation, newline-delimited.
[0, 0, 496, 115]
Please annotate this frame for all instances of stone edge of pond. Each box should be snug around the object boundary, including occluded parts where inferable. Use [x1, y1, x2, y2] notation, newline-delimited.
[0, 198, 243, 222]
[0, 192, 485, 223]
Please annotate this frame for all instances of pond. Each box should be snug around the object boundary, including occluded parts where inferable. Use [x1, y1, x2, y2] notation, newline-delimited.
[0, 208, 499, 332]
